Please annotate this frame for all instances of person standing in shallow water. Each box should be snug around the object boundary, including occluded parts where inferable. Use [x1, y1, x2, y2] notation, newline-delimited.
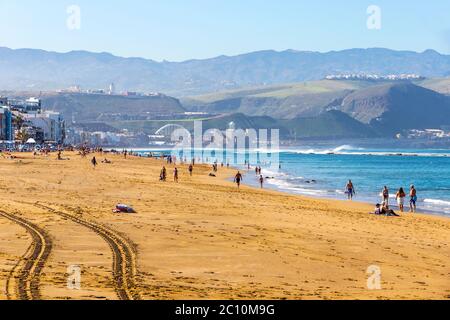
[410, 185, 417, 213]
[346, 180, 355, 200]
[382, 186, 390, 206]
[396, 187, 406, 212]
[259, 175, 264, 189]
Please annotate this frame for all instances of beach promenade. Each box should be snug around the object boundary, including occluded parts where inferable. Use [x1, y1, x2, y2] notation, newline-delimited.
[0, 152, 448, 300]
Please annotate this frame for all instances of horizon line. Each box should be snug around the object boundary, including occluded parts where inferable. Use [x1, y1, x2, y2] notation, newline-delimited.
[0, 45, 447, 64]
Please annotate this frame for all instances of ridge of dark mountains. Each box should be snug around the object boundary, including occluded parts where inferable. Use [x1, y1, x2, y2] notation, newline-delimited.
[339, 83, 450, 134]
[41, 93, 185, 122]
[106, 111, 376, 140]
[205, 111, 376, 139]
[34, 82, 450, 140]
[279, 110, 377, 139]
[1, 47, 450, 95]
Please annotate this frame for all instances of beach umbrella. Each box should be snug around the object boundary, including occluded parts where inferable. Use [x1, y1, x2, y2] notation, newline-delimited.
[26, 138, 36, 144]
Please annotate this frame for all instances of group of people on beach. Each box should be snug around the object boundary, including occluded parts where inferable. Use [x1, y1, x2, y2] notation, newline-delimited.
[85, 150, 423, 216]
[346, 180, 418, 215]
[382, 185, 417, 213]
[159, 155, 198, 182]
[234, 165, 265, 190]
[159, 166, 179, 182]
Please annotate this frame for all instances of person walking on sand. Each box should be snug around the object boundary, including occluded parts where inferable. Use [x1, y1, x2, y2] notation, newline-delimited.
[174, 167, 179, 183]
[346, 180, 355, 200]
[382, 186, 390, 206]
[410, 185, 417, 213]
[396, 187, 407, 212]
[259, 175, 264, 189]
[160, 166, 167, 182]
[234, 171, 243, 189]
[188, 164, 193, 176]
[91, 156, 98, 168]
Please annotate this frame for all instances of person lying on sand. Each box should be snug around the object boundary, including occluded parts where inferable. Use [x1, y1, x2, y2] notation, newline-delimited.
[383, 204, 399, 216]
[102, 158, 112, 164]
[56, 150, 70, 161]
[371, 204, 400, 217]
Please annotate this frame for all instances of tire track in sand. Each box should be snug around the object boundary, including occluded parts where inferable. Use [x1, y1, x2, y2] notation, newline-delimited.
[32, 203, 141, 300]
[0, 210, 52, 300]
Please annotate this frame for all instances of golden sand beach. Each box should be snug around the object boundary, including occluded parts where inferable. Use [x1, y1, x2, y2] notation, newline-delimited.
[0, 151, 448, 300]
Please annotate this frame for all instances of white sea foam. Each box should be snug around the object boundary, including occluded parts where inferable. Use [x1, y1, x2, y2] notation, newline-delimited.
[130, 146, 450, 158]
[288, 150, 450, 158]
[424, 199, 450, 207]
[265, 177, 328, 197]
[272, 145, 450, 157]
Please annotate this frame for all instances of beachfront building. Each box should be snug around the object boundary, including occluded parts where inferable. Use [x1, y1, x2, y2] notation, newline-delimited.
[22, 111, 65, 144]
[0, 96, 66, 145]
[0, 106, 14, 141]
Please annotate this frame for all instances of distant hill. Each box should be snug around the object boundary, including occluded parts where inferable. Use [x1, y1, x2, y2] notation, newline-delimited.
[339, 83, 450, 134]
[280, 110, 376, 139]
[34, 82, 450, 139]
[184, 80, 374, 119]
[419, 78, 450, 95]
[41, 93, 185, 122]
[1, 47, 450, 95]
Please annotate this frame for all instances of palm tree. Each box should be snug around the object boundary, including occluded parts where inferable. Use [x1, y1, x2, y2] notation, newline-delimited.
[17, 129, 30, 144]
[12, 114, 25, 131]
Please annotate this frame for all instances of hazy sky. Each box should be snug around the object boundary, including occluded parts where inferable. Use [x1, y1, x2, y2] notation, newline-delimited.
[0, 0, 449, 61]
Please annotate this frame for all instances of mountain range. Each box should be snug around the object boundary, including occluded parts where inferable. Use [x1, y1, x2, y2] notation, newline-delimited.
[2, 47, 450, 96]
[2, 46, 450, 141]
[72, 82, 449, 140]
